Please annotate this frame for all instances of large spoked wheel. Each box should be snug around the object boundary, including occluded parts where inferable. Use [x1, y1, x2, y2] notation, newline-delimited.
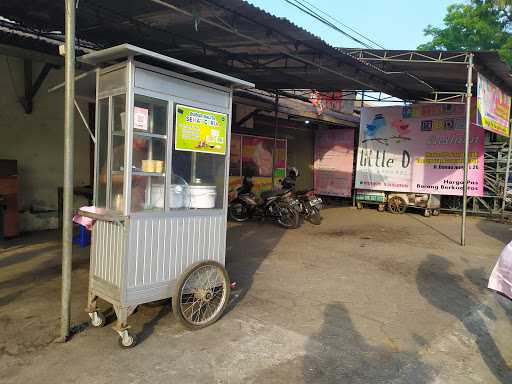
[277, 205, 300, 229]
[228, 200, 250, 222]
[388, 196, 407, 214]
[172, 261, 230, 330]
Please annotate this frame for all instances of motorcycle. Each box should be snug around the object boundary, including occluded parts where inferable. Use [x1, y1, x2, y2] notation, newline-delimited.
[294, 188, 323, 225]
[228, 176, 301, 229]
[281, 171, 323, 225]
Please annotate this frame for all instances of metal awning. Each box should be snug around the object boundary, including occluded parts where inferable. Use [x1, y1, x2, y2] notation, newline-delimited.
[1, 1, 511, 102]
[342, 49, 512, 102]
[0, 0, 412, 97]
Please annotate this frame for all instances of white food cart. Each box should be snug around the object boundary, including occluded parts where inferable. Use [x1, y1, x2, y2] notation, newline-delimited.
[78, 45, 253, 347]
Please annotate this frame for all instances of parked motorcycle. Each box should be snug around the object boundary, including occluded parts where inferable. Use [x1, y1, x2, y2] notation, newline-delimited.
[281, 168, 323, 225]
[228, 176, 301, 229]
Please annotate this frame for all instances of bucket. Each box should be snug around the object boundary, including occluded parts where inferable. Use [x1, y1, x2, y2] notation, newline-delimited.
[169, 184, 187, 208]
[189, 185, 216, 209]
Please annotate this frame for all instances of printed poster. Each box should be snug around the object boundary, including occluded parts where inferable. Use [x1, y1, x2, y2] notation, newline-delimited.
[314, 129, 355, 197]
[175, 104, 227, 154]
[133, 107, 148, 131]
[228, 134, 287, 197]
[355, 104, 484, 196]
[477, 73, 511, 137]
[241, 136, 286, 179]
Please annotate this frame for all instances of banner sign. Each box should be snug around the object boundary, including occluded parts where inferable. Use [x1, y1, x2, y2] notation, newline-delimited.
[477, 73, 511, 137]
[355, 105, 484, 196]
[175, 104, 227, 154]
[309, 91, 355, 115]
[314, 129, 355, 197]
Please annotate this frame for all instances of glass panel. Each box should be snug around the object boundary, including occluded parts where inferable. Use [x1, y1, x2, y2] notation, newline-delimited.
[134, 95, 168, 135]
[131, 95, 168, 212]
[111, 135, 125, 173]
[131, 176, 165, 212]
[96, 98, 109, 207]
[131, 137, 166, 172]
[113, 94, 126, 133]
[98, 67, 126, 94]
[171, 151, 226, 210]
[110, 95, 126, 212]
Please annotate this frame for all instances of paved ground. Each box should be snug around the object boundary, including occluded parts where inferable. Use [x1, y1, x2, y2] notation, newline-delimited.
[1, 206, 512, 383]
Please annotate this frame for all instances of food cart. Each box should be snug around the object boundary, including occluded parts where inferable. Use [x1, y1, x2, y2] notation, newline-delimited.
[355, 189, 441, 217]
[77, 45, 253, 347]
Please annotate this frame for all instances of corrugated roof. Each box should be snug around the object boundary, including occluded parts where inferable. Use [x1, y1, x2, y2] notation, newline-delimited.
[0, 1, 511, 100]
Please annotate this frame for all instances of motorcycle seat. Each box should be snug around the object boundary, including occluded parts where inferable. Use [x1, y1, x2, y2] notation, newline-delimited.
[260, 189, 287, 200]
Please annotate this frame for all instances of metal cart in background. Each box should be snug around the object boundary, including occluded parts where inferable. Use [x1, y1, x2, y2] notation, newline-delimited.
[78, 45, 253, 347]
[356, 189, 441, 217]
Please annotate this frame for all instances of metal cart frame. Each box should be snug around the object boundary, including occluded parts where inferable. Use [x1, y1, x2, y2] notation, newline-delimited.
[356, 189, 441, 217]
[78, 45, 253, 347]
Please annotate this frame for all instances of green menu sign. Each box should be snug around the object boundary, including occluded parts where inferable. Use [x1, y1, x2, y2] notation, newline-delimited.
[175, 104, 228, 155]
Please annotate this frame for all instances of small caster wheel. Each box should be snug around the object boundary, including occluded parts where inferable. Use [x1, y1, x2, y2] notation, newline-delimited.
[118, 331, 137, 349]
[432, 209, 440, 216]
[377, 204, 385, 212]
[89, 311, 106, 328]
[356, 202, 363, 209]
[424, 209, 431, 217]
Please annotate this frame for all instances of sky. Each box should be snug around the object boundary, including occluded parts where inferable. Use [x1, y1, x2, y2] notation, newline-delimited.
[246, 0, 457, 50]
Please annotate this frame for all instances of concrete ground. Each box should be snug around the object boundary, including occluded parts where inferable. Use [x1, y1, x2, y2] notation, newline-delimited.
[1, 206, 512, 383]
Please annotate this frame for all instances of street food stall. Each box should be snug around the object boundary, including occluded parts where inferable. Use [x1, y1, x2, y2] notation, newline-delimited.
[77, 44, 253, 347]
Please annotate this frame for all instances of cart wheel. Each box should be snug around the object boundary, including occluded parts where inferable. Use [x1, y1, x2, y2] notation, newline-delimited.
[424, 209, 431, 217]
[356, 202, 363, 209]
[377, 204, 385, 212]
[118, 331, 137, 349]
[388, 196, 407, 214]
[173, 261, 230, 330]
[432, 209, 440, 216]
[89, 311, 106, 328]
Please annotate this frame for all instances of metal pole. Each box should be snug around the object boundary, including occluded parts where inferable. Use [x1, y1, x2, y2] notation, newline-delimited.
[501, 127, 512, 220]
[272, 92, 279, 190]
[461, 53, 474, 246]
[59, 0, 75, 342]
[353, 90, 364, 207]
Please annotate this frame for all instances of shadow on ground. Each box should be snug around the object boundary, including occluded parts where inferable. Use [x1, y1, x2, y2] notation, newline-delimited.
[224, 221, 286, 311]
[302, 303, 435, 384]
[417, 255, 512, 383]
[477, 220, 512, 245]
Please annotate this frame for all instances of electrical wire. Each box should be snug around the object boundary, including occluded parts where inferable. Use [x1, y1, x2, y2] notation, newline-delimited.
[282, 0, 379, 49]
[298, 0, 385, 49]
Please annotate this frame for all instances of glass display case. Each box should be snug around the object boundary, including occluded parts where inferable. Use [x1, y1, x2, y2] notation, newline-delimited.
[95, 68, 231, 215]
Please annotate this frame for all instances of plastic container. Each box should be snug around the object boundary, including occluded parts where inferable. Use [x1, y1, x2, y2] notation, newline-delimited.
[169, 184, 187, 208]
[150, 184, 165, 209]
[142, 160, 154, 172]
[73, 224, 91, 247]
[189, 185, 216, 209]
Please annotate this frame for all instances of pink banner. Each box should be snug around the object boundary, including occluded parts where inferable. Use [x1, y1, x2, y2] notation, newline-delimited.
[314, 129, 355, 197]
[355, 105, 484, 196]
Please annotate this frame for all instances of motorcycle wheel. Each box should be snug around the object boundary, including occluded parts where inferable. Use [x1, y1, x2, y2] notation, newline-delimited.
[276, 205, 300, 229]
[228, 201, 250, 222]
[308, 207, 322, 225]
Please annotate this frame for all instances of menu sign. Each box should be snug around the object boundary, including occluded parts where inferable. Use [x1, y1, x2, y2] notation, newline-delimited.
[175, 104, 227, 154]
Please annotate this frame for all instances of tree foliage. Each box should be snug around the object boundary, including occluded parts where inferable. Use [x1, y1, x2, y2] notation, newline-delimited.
[418, 0, 512, 66]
